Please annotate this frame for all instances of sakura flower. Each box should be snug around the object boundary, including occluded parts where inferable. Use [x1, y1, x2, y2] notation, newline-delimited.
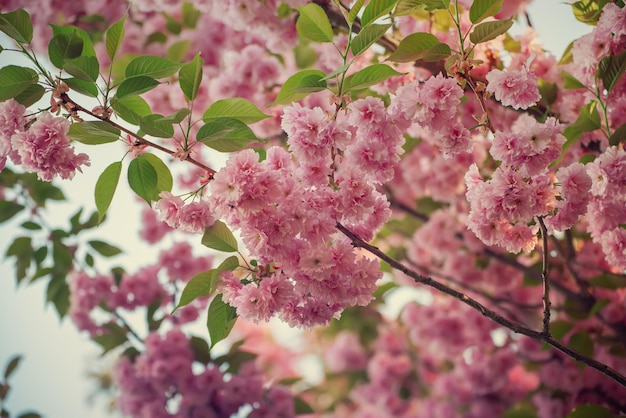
[0, 99, 26, 170]
[486, 66, 541, 110]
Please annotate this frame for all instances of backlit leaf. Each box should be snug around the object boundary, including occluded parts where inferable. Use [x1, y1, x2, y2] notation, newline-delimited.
[197, 118, 260, 152]
[201, 220, 238, 252]
[115, 76, 159, 98]
[128, 156, 159, 204]
[361, 0, 397, 26]
[296, 3, 334, 43]
[386, 32, 439, 63]
[0, 65, 38, 101]
[179, 52, 204, 101]
[142, 153, 173, 193]
[68, 121, 120, 145]
[469, 0, 503, 24]
[95, 161, 122, 224]
[0, 9, 32, 43]
[207, 294, 238, 347]
[344, 63, 402, 91]
[350, 24, 392, 57]
[469, 19, 513, 45]
[106, 15, 126, 60]
[125, 55, 181, 79]
[272, 69, 327, 105]
[203, 98, 271, 124]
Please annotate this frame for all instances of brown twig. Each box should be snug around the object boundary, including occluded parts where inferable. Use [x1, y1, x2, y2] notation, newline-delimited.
[538, 217, 551, 336]
[336, 222, 626, 388]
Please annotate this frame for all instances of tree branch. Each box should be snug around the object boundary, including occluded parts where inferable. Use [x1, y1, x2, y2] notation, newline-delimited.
[336, 222, 626, 388]
[538, 217, 551, 336]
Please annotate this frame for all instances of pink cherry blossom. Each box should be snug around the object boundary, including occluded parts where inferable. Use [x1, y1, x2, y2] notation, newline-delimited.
[0, 98, 26, 170]
[486, 66, 541, 109]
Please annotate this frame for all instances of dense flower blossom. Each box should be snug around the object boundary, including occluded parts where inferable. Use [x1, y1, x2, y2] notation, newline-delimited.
[10, 112, 90, 180]
[0, 98, 26, 170]
[486, 65, 541, 109]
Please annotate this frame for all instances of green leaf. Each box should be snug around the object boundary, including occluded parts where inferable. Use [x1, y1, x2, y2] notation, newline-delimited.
[173, 269, 217, 312]
[0, 65, 38, 101]
[92, 323, 128, 355]
[294, 397, 315, 414]
[350, 24, 392, 56]
[196, 118, 260, 152]
[125, 55, 182, 79]
[12, 83, 44, 107]
[563, 101, 601, 143]
[565, 404, 613, 418]
[63, 77, 98, 97]
[88, 240, 122, 257]
[142, 153, 173, 193]
[207, 294, 238, 347]
[589, 298, 610, 317]
[115, 75, 159, 98]
[189, 335, 211, 364]
[95, 161, 122, 224]
[48, 33, 83, 69]
[550, 319, 574, 340]
[106, 15, 126, 61]
[597, 51, 626, 94]
[68, 121, 120, 145]
[0, 200, 24, 223]
[272, 69, 327, 105]
[609, 123, 626, 147]
[348, 0, 367, 24]
[559, 41, 574, 65]
[50, 25, 95, 57]
[361, 0, 397, 26]
[561, 70, 586, 89]
[344, 63, 402, 92]
[166, 40, 191, 63]
[588, 274, 626, 289]
[21, 221, 41, 230]
[128, 156, 159, 204]
[0, 9, 33, 43]
[422, 42, 452, 62]
[469, 19, 513, 45]
[179, 52, 204, 101]
[63, 56, 99, 82]
[386, 32, 439, 63]
[182, 2, 201, 28]
[110, 95, 152, 125]
[46, 274, 70, 318]
[3, 355, 22, 380]
[538, 79, 558, 106]
[296, 3, 334, 43]
[393, 0, 426, 16]
[569, 329, 594, 358]
[294, 43, 318, 68]
[158, 108, 191, 124]
[469, 0, 503, 24]
[17, 412, 42, 418]
[139, 114, 175, 138]
[503, 403, 537, 418]
[202, 220, 238, 252]
[419, 0, 450, 11]
[203, 98, 270, 124]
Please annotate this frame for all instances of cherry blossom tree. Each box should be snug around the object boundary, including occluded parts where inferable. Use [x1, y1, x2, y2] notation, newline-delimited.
[1, 0, 626, 417]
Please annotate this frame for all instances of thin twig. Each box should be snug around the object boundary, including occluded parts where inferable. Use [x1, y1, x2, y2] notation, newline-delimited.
[60, 93, 216, 175]
[538, 217, 551, 336]
[336, 222, 626, 388]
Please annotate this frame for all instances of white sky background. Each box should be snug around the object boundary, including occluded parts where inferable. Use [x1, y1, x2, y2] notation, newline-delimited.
[0, 2, 591, 417]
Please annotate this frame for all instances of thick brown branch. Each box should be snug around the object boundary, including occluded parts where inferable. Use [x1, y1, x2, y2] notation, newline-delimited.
[336, 222, 626, 388]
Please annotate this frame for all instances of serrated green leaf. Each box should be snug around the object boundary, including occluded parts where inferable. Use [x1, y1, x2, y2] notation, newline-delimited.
[63, 56, 99, 82]
[422, 42, 451, 62]
[139, 114, 175, 138]
[202, 220, 238, 252]
[88, 240, 122, 257]
[296, 3, 334, 43]
[597, 51, 626, 94]
[179, 52, 204, 101]
[197, 118, 259, 152]
[469, 0, 503, 24]
[565, 404, 613, 418]
[141, 153, 173, 193]
[0, 202, 28, 225]
[173, 269, 217, 313]
[115, 76, 159, 98]
[272, 69, 327, 105]
[203, 98, 270, 124]
[348, 0, 367, 24]
[128, 156, 159, 204]
[0, 9, 33, 44]
[95, 161, 122, 224]
[63, 77, 98, 97]
[469, 19, 513, 45]
[386, 32, 439, 63]
[0, 65, 38, 101]
[106, 15, 126, 60]
[48, 33, 83, 69]
[125, 55, 181, 79]
[3, 355, 22, 380]
[361, 0, 397, 26]
[12, 83, 44, 107]
[351, 24, 391, 56]
[393, 0, 426, 16]
[207, 294, 238, 347]
[110, 95, 152, 125]
[68, 121, 120, 145]
[561, 70, 586, 89]
[344, 63, 402, 92]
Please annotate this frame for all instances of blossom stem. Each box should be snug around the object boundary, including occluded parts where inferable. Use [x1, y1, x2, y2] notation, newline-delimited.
[537, 216, 551, 336]
[336, 222, 626, 388]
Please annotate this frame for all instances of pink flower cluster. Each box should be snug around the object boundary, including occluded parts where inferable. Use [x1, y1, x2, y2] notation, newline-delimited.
[154, 191, 215, 234]
[390, 74, 472, 157]
[586, 146, 626, 269]
[209, 95, 407, 326]
[0, 101, 90, 181]
[486, 65, 541, 110]
[114, 328, 296, 418]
